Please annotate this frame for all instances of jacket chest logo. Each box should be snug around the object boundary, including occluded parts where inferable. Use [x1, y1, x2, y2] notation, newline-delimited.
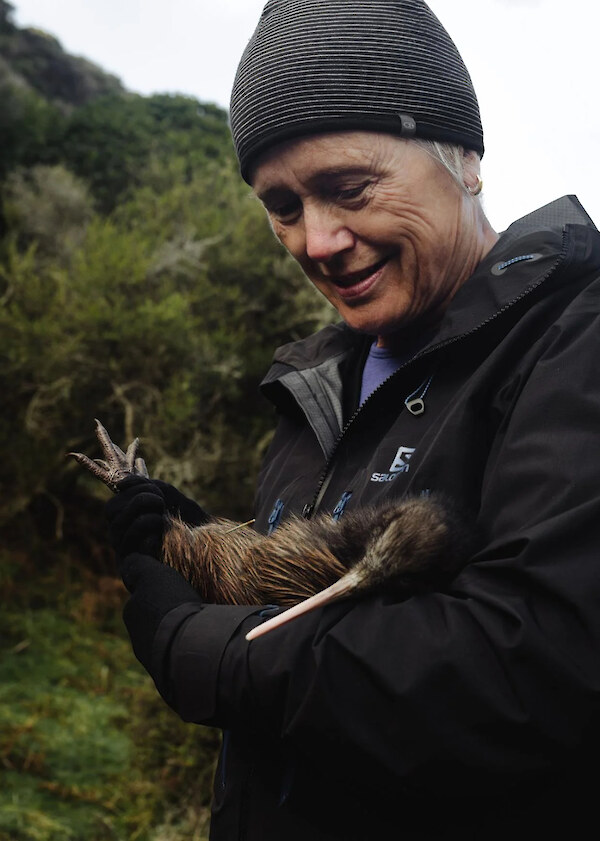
[370, 446, 416, 483]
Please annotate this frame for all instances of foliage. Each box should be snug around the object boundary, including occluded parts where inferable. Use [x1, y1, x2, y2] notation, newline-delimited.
[58, 93, 234, 212]
[0, 16, 122, 107]
[0, 6, 336, 837]
[0, 1, 16, 31]
[0, 572, 218, 840]
[0, 60, 64, 180]
[0, 160, 332, 525]
[3, 164, 94, 257]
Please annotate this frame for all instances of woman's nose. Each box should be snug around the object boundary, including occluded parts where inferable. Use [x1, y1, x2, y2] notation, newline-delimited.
[303, 206, 355, 262]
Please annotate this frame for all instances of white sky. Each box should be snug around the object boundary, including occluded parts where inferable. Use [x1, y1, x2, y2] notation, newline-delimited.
[12, 0, 600, 231]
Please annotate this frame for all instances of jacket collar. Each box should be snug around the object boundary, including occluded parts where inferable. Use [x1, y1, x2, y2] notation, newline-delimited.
[432, 195, 597, 345]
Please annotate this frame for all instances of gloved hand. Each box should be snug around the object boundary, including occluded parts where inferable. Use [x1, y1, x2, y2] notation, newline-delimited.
[106, 476, 211, 562]
[106, 476, 166, 562]
[151, 479, 211, 527]
[106, 477, 209, 676]
[119, 551, 204, 670]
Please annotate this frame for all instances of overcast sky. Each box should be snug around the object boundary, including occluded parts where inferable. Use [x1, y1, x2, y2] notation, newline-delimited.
[12, 0, 599, 231]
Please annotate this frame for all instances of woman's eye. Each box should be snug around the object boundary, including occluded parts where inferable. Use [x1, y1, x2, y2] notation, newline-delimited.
[334, 181, 371, 203]
[268, 200, 301, 222]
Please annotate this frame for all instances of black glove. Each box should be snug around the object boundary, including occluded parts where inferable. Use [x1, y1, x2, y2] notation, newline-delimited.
[120, 551, 201, 600]
[119, 551, 203, 670]
[106, 476, 166, 562]
[151, 479, 211, 527]
[107, 479, 208, 674]
[106, 476, 211, 561]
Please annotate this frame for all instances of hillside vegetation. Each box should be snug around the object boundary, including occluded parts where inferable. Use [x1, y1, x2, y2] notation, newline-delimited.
[0, 3, 334, 838]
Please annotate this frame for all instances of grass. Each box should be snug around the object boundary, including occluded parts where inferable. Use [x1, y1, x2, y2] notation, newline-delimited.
[0, 554, 220, 841]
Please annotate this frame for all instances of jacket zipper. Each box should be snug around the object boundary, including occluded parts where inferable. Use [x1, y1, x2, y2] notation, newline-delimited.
[302, 240, 567, 520]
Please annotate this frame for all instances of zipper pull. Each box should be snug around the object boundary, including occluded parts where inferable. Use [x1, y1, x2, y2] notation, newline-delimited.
[267, 499, 285, 535]
[405, 374, 434, 416]
[302, 503, 314, 519]
[332, 491, 353, 522]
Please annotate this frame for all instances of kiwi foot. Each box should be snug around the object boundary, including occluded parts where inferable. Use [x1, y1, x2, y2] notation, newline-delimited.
[68, 419, 149, 492]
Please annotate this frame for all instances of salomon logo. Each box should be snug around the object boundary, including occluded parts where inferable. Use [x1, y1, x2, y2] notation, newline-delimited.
[390, 446, 415, 473]
[370, 446, 416, 483]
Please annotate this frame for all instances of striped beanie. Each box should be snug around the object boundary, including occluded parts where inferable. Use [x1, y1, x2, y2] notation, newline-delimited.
[230, 0, 484, 183]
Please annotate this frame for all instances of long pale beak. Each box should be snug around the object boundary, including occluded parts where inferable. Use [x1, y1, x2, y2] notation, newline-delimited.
[245, 568, 361, 641]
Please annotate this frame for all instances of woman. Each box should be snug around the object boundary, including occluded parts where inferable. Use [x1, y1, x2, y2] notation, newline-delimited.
[108, 1, 600, 838]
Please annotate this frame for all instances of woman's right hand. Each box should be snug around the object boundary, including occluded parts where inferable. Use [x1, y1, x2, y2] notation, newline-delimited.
[105, 477, 166, 562]
[151, 479, 211, 527]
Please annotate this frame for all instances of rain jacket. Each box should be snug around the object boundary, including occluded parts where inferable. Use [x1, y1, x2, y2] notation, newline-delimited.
[127, 196, 600, 839]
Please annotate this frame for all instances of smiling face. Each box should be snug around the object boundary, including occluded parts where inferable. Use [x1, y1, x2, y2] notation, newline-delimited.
[252, 132, 497, 347]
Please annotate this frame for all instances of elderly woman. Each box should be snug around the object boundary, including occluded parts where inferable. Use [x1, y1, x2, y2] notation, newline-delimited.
[105, 1, 600, 838]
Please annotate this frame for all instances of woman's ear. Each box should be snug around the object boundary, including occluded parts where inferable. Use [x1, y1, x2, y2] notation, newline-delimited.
[463, 150, 483, 196]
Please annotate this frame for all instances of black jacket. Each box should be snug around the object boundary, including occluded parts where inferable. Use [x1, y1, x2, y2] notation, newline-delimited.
[127, 197, 600, 839]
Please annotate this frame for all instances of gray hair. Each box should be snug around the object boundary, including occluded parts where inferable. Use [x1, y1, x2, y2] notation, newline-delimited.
[413, 139, 482, 197]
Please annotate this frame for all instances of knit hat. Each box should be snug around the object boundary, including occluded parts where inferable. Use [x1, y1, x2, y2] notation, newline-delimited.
[230, 0, 484, 183]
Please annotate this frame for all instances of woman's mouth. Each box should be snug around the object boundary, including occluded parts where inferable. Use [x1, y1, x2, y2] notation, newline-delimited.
[330, 257, 389, 300]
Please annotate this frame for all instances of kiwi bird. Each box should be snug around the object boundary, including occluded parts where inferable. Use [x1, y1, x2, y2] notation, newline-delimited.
[69, 420, 470, 640]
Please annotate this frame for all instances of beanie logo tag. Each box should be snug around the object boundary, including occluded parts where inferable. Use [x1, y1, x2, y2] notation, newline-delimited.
[398, 114, 417, 136]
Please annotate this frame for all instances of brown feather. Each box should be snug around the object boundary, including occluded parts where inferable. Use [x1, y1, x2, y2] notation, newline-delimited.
[161, 496, 470, 610]
[162, 514, 347, 607]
